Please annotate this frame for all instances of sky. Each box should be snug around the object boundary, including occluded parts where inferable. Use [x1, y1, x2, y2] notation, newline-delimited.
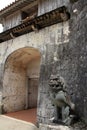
[0, 0, 15, 32]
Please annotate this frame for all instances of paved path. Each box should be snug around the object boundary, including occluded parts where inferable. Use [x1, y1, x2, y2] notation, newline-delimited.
[0, 115, 39, 130]
[5, 108, 37, 124]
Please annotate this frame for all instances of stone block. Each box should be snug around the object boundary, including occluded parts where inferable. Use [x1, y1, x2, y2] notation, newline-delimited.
[39, 124, 70, 130]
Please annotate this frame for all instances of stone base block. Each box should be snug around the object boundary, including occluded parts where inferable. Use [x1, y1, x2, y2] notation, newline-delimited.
[39, 123, 70, 130]
[39, 122, 87, 130]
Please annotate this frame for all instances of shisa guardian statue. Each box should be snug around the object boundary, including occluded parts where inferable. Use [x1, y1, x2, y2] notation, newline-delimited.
[49, 74, 76, 125]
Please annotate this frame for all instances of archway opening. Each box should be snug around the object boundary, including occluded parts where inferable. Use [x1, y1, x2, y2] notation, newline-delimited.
[3, 47, 41, 123]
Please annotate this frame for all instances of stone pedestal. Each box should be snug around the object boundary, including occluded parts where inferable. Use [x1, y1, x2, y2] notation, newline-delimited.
[39, 123, 70, 130]
[39, 122, 87, 130]
[0, 104, 3, 114]
[0, 92, 2, 114]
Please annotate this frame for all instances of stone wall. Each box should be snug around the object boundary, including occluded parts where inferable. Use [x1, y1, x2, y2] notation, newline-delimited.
[27, 57, 41, 79]
[2, 47, 41, 112]
[37, 21, 70, 123]
[0, 20, 69, 113]
[39, 123, 87, 130]
[68, 0, 87, 123]
[3, 65, 26, 113]
[0, 0, 86, 129]
[38, 0, 87, 129]
[0, 21, 69, 114]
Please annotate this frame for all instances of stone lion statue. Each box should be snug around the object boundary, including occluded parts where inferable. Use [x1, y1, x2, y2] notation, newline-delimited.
[49, 74, 76, 125]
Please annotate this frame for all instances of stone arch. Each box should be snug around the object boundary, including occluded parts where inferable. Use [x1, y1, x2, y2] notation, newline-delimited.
[3, 47, 41, 113]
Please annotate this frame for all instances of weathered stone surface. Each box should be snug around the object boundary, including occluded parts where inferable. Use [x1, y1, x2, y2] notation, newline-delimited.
[0, 0, 86, 129]
[68, 0, 87, 123]
[0, 21, 69, 113]
[2, 48, 41, 113]
[38, 0, 87, 129]
[39, 123, 70, 130]
[39, 122, 87, 130]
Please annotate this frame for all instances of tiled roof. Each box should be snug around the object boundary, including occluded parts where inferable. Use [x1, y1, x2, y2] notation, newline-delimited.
[0, 0, 36, 17]
[0, 0, 18, 12]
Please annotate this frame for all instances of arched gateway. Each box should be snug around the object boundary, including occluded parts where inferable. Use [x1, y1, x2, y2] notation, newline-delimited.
[3, 47, 41, 114]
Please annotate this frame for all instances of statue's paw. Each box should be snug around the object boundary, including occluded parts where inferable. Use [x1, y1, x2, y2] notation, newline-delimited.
[70, 115, 79, 124]
[63, 115, 77, 125]
[49, 117, 55, 122]
[49, 117, 58, 123]
[63, 117, 71, 125]
[53, 119, 59, 123]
